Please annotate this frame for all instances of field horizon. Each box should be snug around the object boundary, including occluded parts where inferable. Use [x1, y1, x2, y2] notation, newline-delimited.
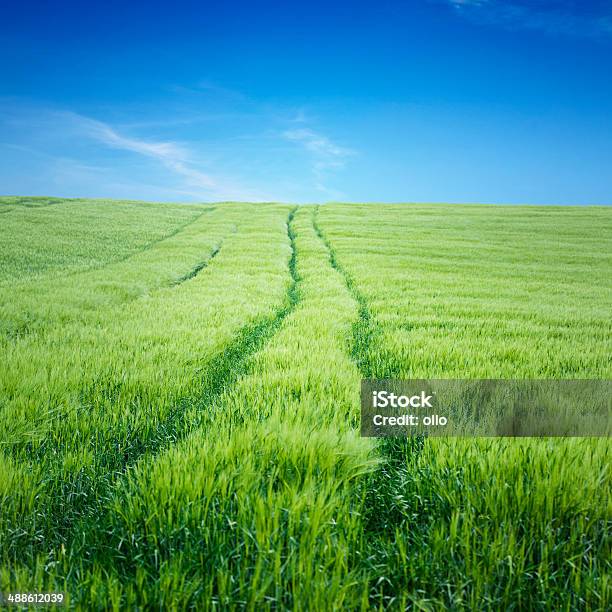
[3, 195, 612, 208]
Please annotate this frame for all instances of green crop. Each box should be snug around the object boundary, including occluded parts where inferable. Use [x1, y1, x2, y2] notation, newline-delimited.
[0, 198, 610, 609]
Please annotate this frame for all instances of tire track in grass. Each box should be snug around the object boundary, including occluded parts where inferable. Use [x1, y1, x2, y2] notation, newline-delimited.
[170, 221, 237, 286]
[2, 203, 216, 288]
[314, 207, 612, 609]
[5, 207, 301, 570]
[172, 240, 223, 285]
[0, 205, 216, 297]
[71, 206, 370, 608]
[59, 205, 218, 280]
[68, 206, 300, 559]
[312, 205, 425, 607]
[1, 207, 222, 340]
[312, 205, 380, 378]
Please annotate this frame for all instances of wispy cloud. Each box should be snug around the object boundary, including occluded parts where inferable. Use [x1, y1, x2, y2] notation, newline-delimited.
[65, 113, 217, 189]
[283, 128, 353, 159]
[443, 0, 612, 38]
[52, 111, 272, 200]
[283, 128, 354, 196]
[0, 90, 358, 202]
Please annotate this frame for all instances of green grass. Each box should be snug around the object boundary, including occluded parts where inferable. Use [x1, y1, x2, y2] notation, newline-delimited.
[0, 197, 208, 284]
[0, 199, 610, 609]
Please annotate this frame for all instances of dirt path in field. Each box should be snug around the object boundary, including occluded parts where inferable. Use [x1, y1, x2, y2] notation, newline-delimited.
[172, 239, 224, 285]
[312, 205, 426, 607]
[170, 215, 236, 286]
[69, 204, 370, 606]
[61, 205, 218, 279]
[8, 207, 303, 564]
[312, 205, 382, 378]
[1, 206, 224, 341]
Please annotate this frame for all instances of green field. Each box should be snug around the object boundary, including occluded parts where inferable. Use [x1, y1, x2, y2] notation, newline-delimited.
[0, 196, 610, 609]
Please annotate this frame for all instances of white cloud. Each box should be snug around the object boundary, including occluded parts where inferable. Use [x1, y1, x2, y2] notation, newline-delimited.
[0, 95, 358, 202]
[48, 111, 274, 200]
[283, 128, 353, 159]
[282, 128, 355, 196]
[67, 113, 217, 190]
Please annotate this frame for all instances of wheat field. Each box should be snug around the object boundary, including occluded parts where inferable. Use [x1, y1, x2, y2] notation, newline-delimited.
[0, 197, 610, 609]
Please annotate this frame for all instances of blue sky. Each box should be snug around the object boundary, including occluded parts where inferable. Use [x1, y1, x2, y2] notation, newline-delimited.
[1, 0, 611, 204]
